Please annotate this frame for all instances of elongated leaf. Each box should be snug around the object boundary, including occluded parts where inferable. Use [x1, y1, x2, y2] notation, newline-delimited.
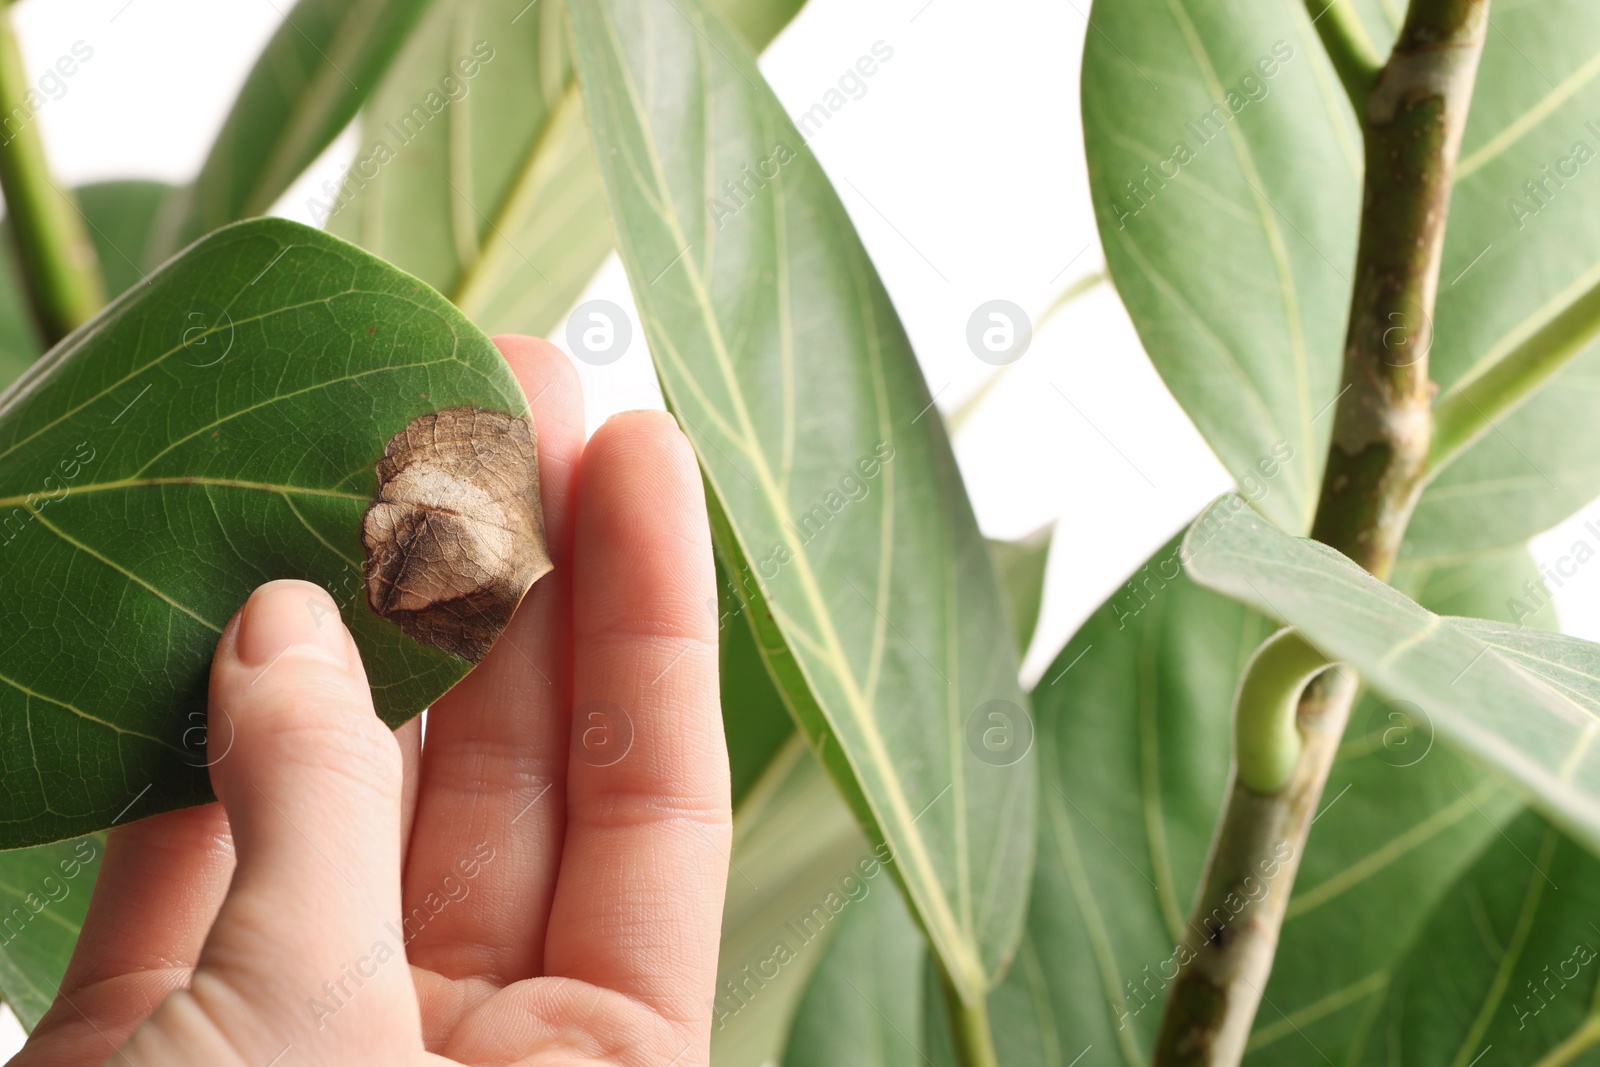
[955, 531, 1537, 1066]
[568, 0, 1034, 1000]
[151, 0, 437, 259]
[1358, 811, 1600, 1066]
[1187, 494, 1600, 848]
[0, 835, 100, 1029]
[783, 872, 930, 1067]
[988, 526, 1053, 654]
[1082, 0, 1356, 534]
[0, 218, 526, 845]
[712, 737, 870, 1067]
[328, 0, 804, 336]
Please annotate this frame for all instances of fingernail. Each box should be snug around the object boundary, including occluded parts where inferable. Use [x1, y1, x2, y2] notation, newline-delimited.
[236, 580, 350, 671]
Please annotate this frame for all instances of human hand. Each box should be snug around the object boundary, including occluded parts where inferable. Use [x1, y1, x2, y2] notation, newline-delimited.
[10, 336, 731, 1066]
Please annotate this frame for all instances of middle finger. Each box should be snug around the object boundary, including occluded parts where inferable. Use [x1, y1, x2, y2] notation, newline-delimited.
[400, 336, 583, 985]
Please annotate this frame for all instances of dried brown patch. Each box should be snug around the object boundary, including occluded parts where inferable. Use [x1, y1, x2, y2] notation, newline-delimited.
[361, 407, 552, 662]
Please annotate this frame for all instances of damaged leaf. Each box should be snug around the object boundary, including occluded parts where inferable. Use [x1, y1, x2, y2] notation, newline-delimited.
[0, 217, 526, 846]
[363, 407, 551, 663]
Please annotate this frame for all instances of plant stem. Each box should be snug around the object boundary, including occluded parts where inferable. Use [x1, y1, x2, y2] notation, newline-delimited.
[0, 8, 102, 345]
[1303, 0, 1383, 108]
[1152, 2, 1489, 1063]
[938, 961, 1000, 1067]
[1429, 274, 1600, 473]
[1311, 0, 1488, 577]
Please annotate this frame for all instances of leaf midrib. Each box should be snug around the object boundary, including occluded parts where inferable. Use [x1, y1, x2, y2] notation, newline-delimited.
[0, 476, 369, 509]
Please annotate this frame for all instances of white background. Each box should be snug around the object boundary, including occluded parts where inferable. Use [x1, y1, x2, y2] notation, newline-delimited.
[2, 0, 1598, 1055]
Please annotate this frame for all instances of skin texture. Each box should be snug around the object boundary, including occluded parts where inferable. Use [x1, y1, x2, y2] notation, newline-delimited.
[8, 336, 730, 1066]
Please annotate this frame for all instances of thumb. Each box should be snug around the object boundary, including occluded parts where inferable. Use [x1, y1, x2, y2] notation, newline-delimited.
[125, 580, 420, 1065]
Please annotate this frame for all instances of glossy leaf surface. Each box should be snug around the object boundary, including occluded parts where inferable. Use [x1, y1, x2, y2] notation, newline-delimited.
[1412, 2, 1600, 558]
[1082, 0, 1356, 534]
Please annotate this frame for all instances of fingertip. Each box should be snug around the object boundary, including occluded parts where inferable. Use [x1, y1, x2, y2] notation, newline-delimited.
[576, 410, 713, 642]
[230, 579, 351, 671]
[597, 406, 690, 447]
[586, 409, 704, 517]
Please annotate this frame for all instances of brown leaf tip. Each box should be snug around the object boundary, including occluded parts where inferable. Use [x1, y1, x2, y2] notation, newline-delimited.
[361, 407, 552, 663]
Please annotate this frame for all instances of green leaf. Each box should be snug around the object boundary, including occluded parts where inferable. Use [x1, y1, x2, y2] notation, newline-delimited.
[151, 0, 437, 258]
[988, 525, 1053, 654]
[964, 531, 1539, 1066]
[717, 554, 793, 809]
[0, 237, 39, 389]
[0, 217, 526, 845]
[77, 181, 178, 302]
[1186, 493, 1600, 849]
[328, 0, 804, 336]
[712, 736, 871, 1067]
[0, 835, 101, 1030]
[1409, 2, 1600, 560]
[782, 869, 930, 1067]
[568, 0, 1034, 1001]
[1357, 811, 1600, 1066]
[1082, 0, 1356, 534]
